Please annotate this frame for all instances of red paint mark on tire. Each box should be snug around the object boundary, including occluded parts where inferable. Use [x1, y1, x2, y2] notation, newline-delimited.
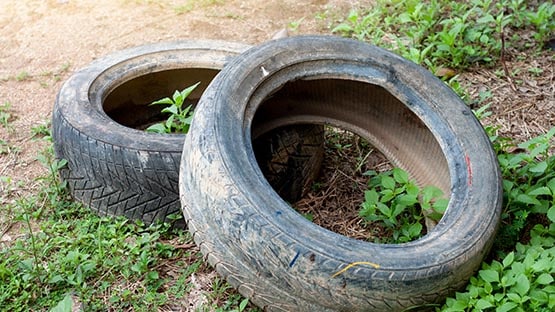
[465, 154, 472, 186]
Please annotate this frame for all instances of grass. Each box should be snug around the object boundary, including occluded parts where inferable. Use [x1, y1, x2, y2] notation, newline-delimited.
[331, 0, 554, 74]
[0, 1, 553, 310]
[0, 135, 259, 311]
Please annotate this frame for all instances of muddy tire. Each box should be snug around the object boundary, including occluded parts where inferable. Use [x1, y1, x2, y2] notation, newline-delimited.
[52, 40, 323, 226]
[179, 36, 502, 311]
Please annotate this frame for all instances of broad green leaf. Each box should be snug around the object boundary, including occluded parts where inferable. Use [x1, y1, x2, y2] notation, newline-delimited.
[50, 294, 73, 312]
[381, 175, 396, 190]
[548, 206, 555, 223]
[433, 198, 449, 213]
[391, 203, 406, 218]
[239, 298, 249, 311]
[376, 202, 391, 217]
[165, 114, 175, 130]
[161, 105, 178, 115]
[145, 123, 167, 134]
[479, 269, 499, 283]
[397, 194, 418, 206]
[503, 179, 514, 192]
[530, 289, 549, 304]
[528, 186, 552, 196]
[48, 275, 65, 284]
[476, 14, 495, 24]
[393, 167, 409, 184]
[172, 89, 183, 106]
[408, 222, 422, 238]
[422, 185, 444, 203]
[489, 260, 503, 272]
[484, 280, 493, 294]
[503, 252, 515, 268]
[363, 170, 377, 177]
[381, 189, 395, 202]
[398, 12, 412, 23]
[513, 274, 530, 296]
[547, 178, 555, 194]
[506, 292, 521, 303]
[427, 211, 443, 222]
[531, 258, 552, 272]
[529, 161, 548, 174]
[405, 183, 419, 197]
[516, 194, 541, 206]
[475, 298, 494, 310]
[150, 97, 173, 105]
[511, 258, 526, 275]
[364, 189, 379, 205]
[536, 273, 554, 285]
[497, 301, 518, 312]
[179, 82, 200, 102]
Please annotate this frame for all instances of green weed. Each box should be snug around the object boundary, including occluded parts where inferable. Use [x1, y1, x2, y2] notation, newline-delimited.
[288, 17, 304, 32]
[442, 225, 555, 311]
[0, 101, 14, 130]
[439, 125, 555, 311]
[493, 127, 555, 254]
[332, 0, 554, 70]
[30, 120, 52, 139]
[0, 132, 256, 311]
[145, 82, 199, 134]
[15, 71, 30, 81]
[360, 167, 448, 243]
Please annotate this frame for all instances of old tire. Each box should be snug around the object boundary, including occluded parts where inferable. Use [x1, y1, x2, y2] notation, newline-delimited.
[52, 40, 323, 226]
[179, 36, 502, 311]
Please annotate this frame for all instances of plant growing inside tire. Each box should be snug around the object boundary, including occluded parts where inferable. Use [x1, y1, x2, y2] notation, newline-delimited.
[179, 36, 502, 311]
[360, 167, 449, 243]
[145, 82, 200, 134]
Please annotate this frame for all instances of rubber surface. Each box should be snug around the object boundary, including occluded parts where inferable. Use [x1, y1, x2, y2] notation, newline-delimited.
[53, 40, 324, 226]
[179, 36, 502, 311]
[253, 125, 324, 203]
[52, 41, 249, 226]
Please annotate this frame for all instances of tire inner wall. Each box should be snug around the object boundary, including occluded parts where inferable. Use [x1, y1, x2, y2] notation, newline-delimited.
[103, 68, 218, 128]
[251, 78, 451, 196]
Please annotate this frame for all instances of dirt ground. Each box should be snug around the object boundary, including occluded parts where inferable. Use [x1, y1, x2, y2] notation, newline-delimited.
[0, 1, 553, 310]
[0, 0, 367, 189]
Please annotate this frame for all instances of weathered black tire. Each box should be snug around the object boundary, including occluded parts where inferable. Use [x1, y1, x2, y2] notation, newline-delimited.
[253, 125, 324, 203]
[52, 40, 323, 226]
[52, 41, 248, 226]
[179, 36, 502, 311]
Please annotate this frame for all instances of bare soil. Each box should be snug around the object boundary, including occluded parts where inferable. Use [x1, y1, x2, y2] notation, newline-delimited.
[0, 0, 359, 188]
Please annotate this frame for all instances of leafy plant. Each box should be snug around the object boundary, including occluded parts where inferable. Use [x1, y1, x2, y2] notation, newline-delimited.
[145, 82, 199, 134]
[15, 71, 30, 81]
[331, 0, 552, 70]
[0, 101, 13, 130]
[359, 167, 448, 243]
[439, 126, 555, 311]
[525, 2, 555, 44]
[442, 225, 555, 311]
[0, 132, 257, 311]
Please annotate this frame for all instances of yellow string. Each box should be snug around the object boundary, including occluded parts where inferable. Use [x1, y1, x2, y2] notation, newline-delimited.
[331, 261, 380, 278]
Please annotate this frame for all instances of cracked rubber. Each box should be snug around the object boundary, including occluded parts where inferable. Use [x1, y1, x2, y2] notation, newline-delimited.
[179, 36, 502, 311]
[52, 40, 323, 226]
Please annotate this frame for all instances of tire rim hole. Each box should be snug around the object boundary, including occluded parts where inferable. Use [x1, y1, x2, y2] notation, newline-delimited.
[102, 68, 218, 129]
[250, 77, 452, 242]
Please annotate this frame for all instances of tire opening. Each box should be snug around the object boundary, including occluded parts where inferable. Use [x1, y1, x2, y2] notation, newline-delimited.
[251, 78, 452, 242]
[103, 68, 218, 129]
